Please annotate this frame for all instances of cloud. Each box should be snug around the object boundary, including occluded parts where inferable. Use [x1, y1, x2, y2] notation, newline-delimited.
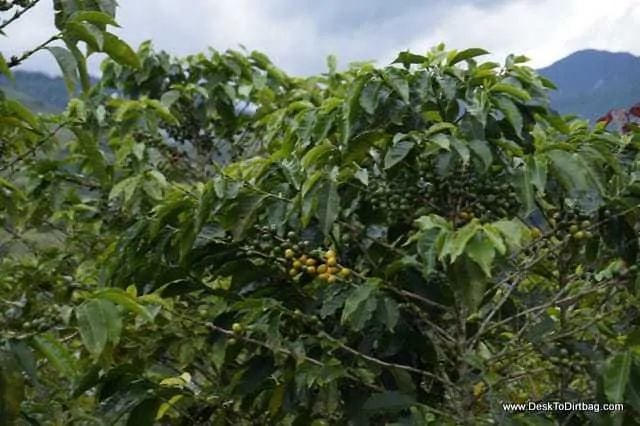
[1, 0, 639, 77]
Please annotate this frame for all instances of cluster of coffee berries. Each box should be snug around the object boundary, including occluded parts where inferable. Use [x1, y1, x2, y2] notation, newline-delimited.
[547, 208, 594, 242]
[285, 248, 351, 283]
[368, 174, 422, 221]
[242, 227, 298, 263]
[427, 171, 519, 222]
[547, 347, 595, 374]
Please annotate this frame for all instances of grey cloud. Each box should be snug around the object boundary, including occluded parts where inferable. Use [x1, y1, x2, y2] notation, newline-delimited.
[1, 0, 639, 79]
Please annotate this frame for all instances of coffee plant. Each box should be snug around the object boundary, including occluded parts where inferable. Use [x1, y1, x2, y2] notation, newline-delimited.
[4, 2, 640, 426]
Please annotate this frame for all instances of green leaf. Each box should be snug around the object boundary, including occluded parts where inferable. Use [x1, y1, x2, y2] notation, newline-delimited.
[448, 48, 490, 66]
[449, 255, 487, 313]
[382, 67, 410, 103]
[31, 333, 77, 377]
[348, 296, 378, 331]
[225, 193, 270, 240]
[492, 219, 526, 250]
[65, 21, 105, 50]
[490, 83, 532, 101]
[441, 221, 480, 262]
[103, 32, 140, 69]
[377, 298, 400, 332]
[342, 281, 377, 325]
[482, 225, 507, 255]
[391, 51, 429, 66]
[0, 53, 13, 81]
[417, 227, 445, 274]
[160, 90, 181, 108]
[547, 150, 588, 192]
[469, 139, 493, 172]
[144, 99, 179, 124]
[67, 42, 92, 92]
[465, 237, 495, 277]
[530, 154, 548, 196]
[354, 167, 368, 186]
[316, 171, 340, 236]
[75, 298, 122, 359]
[93, 288, 154, 322]
[362, 391, 416, 412]
[450, 137, 470, 165]
[384, 139, 415, 169]
[513, 166, 535, 215]
[604, 351, 631, 403]
[359, 80, 381, 115]
[495, 96, 523, 138]
[68, 10, 120, 27]
[423, 122, 456, 138]
[109, 176, 140, 205]
[343, 131, 387, 165]
[9, 341, 39, 387]
[46, 46, 78, 95]
[301, 141, 335, 170]
[3, 99, 37, 127]
[415, 214, 451, 231]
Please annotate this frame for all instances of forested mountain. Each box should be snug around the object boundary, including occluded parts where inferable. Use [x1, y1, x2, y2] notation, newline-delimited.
[2, 49, 640, 119]
[0, 70, 99, 113]
[538, 49, 640, 120]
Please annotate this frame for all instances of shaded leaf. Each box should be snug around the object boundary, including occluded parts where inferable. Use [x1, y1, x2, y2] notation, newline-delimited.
[362, 391, 416, 412]
[377, 298, 400, 332]
[604, 351, 631, 404]
[316, 171, 340, 236]
[495, 96, 523, 138]
[103, 32, 140, 68]
[75, 299, 122, 359]
[93, 288, 154, 322]
[384, 139, 415, 169]
[46, 46, 78, 95]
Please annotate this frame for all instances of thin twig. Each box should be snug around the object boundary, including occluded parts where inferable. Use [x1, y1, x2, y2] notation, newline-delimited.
[0, 0, 40, 33]
[8, 34, 62, 69]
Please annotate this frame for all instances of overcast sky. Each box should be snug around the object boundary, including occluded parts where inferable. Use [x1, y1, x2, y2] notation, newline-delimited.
[2, 0, 640, 77]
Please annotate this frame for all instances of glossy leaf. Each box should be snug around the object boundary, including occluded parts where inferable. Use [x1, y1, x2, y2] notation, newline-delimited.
[75, 298, 122, 359]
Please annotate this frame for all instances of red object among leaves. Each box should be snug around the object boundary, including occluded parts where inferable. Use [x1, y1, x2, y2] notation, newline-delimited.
[597, 104, 639, 134]
[597, 111, 613, 124]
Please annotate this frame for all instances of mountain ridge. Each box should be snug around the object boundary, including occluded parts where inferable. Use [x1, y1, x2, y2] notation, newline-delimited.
[537, 49, 640, 120]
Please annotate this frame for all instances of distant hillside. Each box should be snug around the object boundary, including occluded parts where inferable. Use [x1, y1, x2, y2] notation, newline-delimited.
[1, 85, 60, 114]
[0, 70, 100, 114]
[2, 50, 640, 121]
[538, 49, 640, 121]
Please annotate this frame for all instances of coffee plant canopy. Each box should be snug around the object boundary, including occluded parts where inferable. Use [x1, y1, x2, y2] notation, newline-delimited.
[2, 2, 640, 425]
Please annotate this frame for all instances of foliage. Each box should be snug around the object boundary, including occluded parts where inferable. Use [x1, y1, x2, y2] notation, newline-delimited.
[3, 2, 640, 426]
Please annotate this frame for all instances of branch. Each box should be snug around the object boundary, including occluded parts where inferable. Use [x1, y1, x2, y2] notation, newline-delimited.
[204, 322, 386, 393]
[318, 330, 452, 386]
[8, 34, 61, 69]
[0, 121, 68, 172]
[0, 0, 41, 33]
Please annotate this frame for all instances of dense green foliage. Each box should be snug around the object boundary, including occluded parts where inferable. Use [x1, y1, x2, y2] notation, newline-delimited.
[7, 49, 640, 122]
[3, 2, 640, 425]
